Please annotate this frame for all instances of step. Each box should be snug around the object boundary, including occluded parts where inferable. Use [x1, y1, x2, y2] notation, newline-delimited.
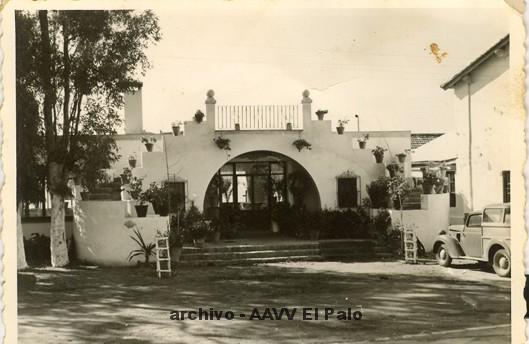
[182, 242, 320, 254]
[178, 255, 323, 267]
[181, 248, 321, 261]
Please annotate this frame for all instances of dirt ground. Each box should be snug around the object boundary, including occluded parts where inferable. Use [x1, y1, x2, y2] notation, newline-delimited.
[18, 260, 511, 343]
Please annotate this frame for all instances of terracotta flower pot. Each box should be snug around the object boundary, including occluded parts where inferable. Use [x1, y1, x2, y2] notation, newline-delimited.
[397, 154, 406, 163]
[286, 122, 293, 131]
[135, 204, 148, 217]
[172, 125, 181, 136]
[358, 141, 366, 149]
[336, 127, 345, 135]
[128, 159, 137, 168]
[144, 143, 154, 152]
[374, 154, 384, 163]
[422, 183, 434, 194]
[234, 123, 241, 131]
[316, 114, 325, 120]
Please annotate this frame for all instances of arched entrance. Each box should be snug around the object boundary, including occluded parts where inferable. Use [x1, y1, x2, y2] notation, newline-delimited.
[203, 151, 321, 232]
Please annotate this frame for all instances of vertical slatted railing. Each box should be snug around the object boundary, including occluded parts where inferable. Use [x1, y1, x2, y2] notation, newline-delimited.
[215, 105, 302, 130]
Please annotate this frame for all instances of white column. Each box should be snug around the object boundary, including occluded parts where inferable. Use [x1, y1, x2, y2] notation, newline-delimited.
[301, 89, 312, 129]
[205, 89, 216, 130]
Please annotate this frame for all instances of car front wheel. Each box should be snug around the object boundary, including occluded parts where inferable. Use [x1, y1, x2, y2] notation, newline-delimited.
[436, 244, 452, 267]
[492, 249, 510, 277]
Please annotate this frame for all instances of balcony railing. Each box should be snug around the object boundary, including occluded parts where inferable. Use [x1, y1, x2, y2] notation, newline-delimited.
[215, 105, 302, 131]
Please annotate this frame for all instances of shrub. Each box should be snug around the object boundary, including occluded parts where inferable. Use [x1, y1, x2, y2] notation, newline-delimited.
[366, 177, 390, 208]
[24, 233, 51, 266]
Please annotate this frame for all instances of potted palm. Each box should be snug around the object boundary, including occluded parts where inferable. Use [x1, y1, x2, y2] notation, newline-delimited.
[315, 109, 328, 121]
[357, 134, 369, 149]
[171, 121, 182, 136]
[194, 110, 205, 123]
[127, 225, 156, 266]
[371, 146, 387, 163]
[141, 136, 157, 152]
[336, 119, 348, 135]
[128, 154, 137, 168]
[396, 153, 407, 163]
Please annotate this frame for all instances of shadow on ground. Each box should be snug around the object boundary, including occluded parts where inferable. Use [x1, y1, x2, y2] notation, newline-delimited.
[18, 261, 510, 344]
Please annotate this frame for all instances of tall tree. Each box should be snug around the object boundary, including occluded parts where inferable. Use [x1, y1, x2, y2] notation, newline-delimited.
[16, 10, 161, 266]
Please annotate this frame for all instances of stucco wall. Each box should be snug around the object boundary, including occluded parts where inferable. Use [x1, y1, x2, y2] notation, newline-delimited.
[73, 200, 169, 266]
[21, 220, 74, 239]
[451, 49, 512, 219]
[390, 193, 450, 253]
[109, 105, 411, 211]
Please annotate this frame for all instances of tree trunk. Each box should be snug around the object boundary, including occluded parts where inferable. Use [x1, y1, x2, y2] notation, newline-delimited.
[49, 162, 69, 267]
[17, 202, 28, 270]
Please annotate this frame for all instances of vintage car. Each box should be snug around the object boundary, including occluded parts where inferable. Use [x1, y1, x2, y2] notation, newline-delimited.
[433, 203, 510, 277]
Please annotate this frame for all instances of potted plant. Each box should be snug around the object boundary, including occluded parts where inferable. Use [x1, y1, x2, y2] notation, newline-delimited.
[315, 109, 328, 121]
[396, 153, 407, 163]
[386, 163, 401, 178]
[336, 119, 348, 135]
[357, 134, 369, 149]
[213, 136, 231, 150]
[286, 122, 293, 131]
[371, 146, 387, 163]
[129, 176, 148, 217]
[128, 154, 137, 168]
[421, 171, 437, 194]
[194, 110, 205, 123]
[141, 136, 157, 152]
[191, 220, 210, 248]
[171, 121, 182, 136]
[80, 186, 90, 201]
[292, 138, 312, 152]
[234, 123, 241, 131]
[127, 226, 156, 266]
[120, 167, 132, 184]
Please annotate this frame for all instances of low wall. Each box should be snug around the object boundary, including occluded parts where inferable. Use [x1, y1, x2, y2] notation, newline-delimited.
[73, 200, 169, 266]
[389, 193, 450, 253]
[21, 218, 74, 239]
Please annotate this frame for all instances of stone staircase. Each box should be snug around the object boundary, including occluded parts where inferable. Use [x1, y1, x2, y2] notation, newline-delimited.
[178, 239, 393, 266]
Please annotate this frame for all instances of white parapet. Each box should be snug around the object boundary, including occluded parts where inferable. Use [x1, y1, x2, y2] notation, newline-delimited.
[73, 200, 169, 266]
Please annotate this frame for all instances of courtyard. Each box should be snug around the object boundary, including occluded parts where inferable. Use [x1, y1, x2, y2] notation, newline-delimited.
[18, 260, 510, 343]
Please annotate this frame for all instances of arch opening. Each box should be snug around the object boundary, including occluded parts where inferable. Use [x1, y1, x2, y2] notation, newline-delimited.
[203, 150, 321, 233]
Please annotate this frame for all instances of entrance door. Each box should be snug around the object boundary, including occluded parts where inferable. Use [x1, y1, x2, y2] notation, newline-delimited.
[216, 160, 286, 231]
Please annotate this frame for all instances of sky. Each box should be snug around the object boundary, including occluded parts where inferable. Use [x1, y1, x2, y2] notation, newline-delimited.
[137, 2, 510, 134]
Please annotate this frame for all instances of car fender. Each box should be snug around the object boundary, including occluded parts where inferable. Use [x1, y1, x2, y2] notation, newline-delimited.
[484, 239, 510, 259]
[433, 235, 465, 258]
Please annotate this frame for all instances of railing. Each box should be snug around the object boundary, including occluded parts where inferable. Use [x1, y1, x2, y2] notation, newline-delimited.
[215, 105, 302, 131]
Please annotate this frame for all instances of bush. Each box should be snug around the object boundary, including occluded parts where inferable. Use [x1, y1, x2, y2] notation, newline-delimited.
[367, 177, 390, 208]
[322, 209, 370, 239]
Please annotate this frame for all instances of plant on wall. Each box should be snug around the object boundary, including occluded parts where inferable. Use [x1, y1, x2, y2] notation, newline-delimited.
[336, 119, 349, 135]
[315, 109, 328, 120]
[141, 136, 157, 152]
[292, 138, 312, 152]
[213, 136, 231, 150]
[194, 110, 205, 123]
[357, 134, 369, 149]
[396, 152, 407, 163]
[371, 146, 387, 163]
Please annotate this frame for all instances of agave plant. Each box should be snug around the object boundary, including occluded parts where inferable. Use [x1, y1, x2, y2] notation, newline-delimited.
[128, 227, 156, 263]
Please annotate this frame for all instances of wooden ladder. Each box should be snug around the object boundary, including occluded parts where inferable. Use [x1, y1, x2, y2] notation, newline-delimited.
[404, 228, 418, 264]
[155, 236, 172, 278]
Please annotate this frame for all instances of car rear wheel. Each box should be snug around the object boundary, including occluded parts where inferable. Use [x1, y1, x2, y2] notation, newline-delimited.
[492, 249, 510, 277]
[436, 244, 452, 267]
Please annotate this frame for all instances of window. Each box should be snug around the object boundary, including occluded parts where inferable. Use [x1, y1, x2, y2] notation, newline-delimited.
[337, 177, 359, 208]
[502, 171, 510, 203]
[483, 208, 503, 223]
[467, 214, 482, 227]
[163, 181, 186, 212]
[447, 171, 456, 207]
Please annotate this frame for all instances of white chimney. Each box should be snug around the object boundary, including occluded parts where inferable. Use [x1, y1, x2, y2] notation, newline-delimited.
[124, 83, 143, 134]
